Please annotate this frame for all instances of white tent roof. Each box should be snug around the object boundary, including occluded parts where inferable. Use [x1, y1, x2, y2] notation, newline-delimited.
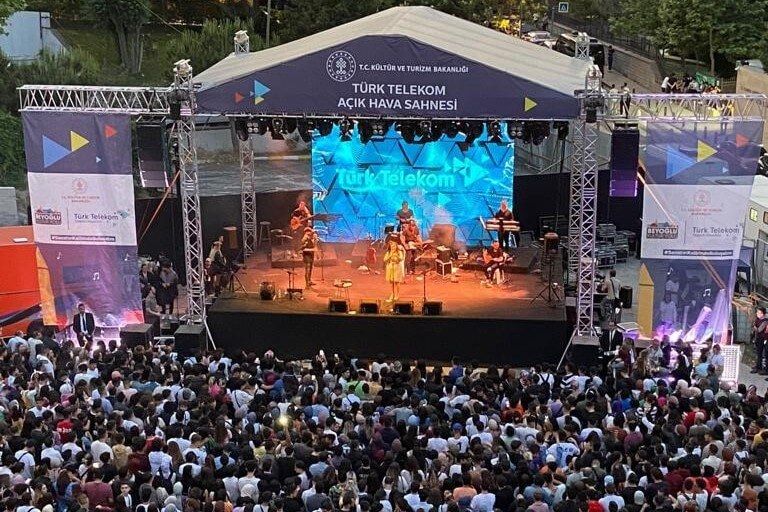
[195, 6, 589, 97]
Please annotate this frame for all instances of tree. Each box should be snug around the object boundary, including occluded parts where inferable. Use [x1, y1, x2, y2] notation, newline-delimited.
[0, 110, 25, 189]
[88, 0, 149, 74]
[0, 0, 24, 33]
[164, 19, 268, 76]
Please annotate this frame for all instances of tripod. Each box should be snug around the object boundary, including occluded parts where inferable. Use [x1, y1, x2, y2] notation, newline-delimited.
[530, 251, 562, 306]
[227, 268, 249, 294]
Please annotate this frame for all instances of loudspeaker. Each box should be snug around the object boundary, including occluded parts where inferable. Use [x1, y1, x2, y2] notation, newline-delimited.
[609, 123, 640, 197]
[174, 324, 205, 357]
[619, 285, 633, 308]
[422, 301, 443, 316]
[136, 123, 169, 188]
[120, 323, 154, 348]
[359, 299, 380, 314]
[329, 299, 349, 313]
[437, 246, 452, 264]
[429, 224, 456, 249]
[160, 315, 180, 335]
[393, 301, 414, 315]
[568, 334, 601, 367]
[223, 226, 238, 251]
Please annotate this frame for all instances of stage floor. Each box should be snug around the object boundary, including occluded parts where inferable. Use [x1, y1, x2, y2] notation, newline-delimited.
[224, 246, 565, 321]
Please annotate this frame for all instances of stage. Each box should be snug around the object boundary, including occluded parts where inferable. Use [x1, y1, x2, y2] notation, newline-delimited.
[207, 244, 569, 364]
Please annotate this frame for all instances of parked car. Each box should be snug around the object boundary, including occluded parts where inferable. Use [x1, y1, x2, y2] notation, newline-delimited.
[522, 31, 551, 45]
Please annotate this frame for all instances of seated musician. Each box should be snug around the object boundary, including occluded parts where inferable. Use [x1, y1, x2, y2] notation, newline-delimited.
[483, 240, 508, 282]
[401, 219, 422, 275]
[494, 200, 515, 251]
[396, 201, 414, 228]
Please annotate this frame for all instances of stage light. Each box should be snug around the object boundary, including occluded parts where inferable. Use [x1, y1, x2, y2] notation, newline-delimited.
[396, 121, 416, 144]
[339, 118, 353, 141]
[529, 121, 551, 145]
[297, 118, 316, 143]
[487, 120, 503, 144]
[282, 118, 297, 135]
[372, 119, 391, 137]
[317, 119, 333, 137]
[270, 118, 284, 140]
[358, 120, 374, 143]
[234, 118, 249, 141]
[554, 121, 569, 140]
[443, 121, 460, 138]
[507, 121, 524, 139]
[416, 120, 433, 142]
[461, 121, 483, 144]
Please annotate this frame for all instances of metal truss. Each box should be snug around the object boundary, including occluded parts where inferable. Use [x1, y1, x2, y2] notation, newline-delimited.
[170, 66, 206, 323]
[574, 33, 590, 61]
[567, 121, 584, 277]
[19, 85, 173, 114]
[240, 138, 257, 257]
[603, 93, 767, 121]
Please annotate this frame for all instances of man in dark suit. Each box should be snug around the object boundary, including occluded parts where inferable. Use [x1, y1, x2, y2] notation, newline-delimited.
[72, 303, 95, 344]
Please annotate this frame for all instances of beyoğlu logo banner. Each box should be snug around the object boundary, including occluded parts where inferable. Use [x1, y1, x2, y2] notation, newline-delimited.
[22, 112, 142, 328]
[196, 35, 579, 119]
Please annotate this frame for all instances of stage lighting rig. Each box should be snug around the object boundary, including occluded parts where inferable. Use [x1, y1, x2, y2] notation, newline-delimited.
[507, 121, 524, 139]
[371, 119, 391, 137]
[461, 121, 484, 144]
[339, 117, 353, 141]
[283, 118, 297, 135]
[297, 118, 316, 143]
[416, 120, 433, 142]
[234, 118, 249, 141]
[358, 120, 374, 143]
[553, 121, 569, 140]
[270, 118, 285, 140]
[530, 121, 551, 145]
[316, 119, 333, 137]
[487, 120, 503, 144]
[442, 120, 460, 138]
[396, 121, 417, 144]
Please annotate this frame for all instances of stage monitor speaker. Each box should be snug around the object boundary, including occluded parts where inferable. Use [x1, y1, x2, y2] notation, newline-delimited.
[120, 323, 154, 348]
[329, 299, 349, 313]
[359, 299, 380, 314]
[609, 123, 640, 197]
[422, 301, 443, 316]
[174, 324, 205, 357]
[437, 246, 452, 263]
[620, 285, 633, 308]
[429, 224, 456, 249]
[393, 301, 414, 315]
[136, 123, 170, 189]
[160, 315, 181, 335]
[223, 226, 238, 251]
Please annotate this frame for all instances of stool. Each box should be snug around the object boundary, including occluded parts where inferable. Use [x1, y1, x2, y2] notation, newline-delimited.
[333, 279, 352, 300]
[493, 268, 506, 285]
[258, 221, 271, 247]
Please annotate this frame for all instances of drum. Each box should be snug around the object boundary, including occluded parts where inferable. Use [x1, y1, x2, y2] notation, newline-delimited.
[259, 281, 276, 301]
[543, 232, 560, 254]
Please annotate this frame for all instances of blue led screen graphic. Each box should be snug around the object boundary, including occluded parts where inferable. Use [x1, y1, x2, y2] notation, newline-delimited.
[312, 124, 514, 243]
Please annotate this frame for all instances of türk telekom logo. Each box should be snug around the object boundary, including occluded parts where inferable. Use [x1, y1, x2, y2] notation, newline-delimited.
[326, 50, 357, 82]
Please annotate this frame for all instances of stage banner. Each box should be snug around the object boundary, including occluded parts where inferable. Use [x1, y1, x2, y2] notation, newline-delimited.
[638, 120, 763, 342]
[312, 123, 514, 243]
[23, 112, 142, 328]
[196, 35, 580, 119]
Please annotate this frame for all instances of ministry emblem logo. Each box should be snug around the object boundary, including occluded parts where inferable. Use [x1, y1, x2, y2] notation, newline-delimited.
[326, 51, 357, 82]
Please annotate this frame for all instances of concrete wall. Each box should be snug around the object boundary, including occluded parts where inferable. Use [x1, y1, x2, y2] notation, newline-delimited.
[736, 66, 768, 145]
[0, 188, 19, 227]
[0, 11, 66, 62]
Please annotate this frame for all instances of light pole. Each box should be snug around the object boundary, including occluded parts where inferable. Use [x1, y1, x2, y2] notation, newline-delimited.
[265, 0, 272, 48]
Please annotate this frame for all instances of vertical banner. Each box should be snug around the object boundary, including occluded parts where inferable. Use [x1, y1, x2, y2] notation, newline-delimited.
[23, 112, 142, 328]
[639, 120, 763, 342]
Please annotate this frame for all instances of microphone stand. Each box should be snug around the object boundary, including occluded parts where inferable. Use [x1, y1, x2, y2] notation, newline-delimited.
[317, 236, 325, 283]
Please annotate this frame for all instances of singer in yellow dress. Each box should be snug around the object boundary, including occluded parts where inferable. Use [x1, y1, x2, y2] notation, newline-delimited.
[383, 239, 405, 301]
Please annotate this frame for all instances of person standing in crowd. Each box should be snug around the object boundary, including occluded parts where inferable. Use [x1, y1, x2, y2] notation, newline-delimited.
[607, 45, 615, 70]
[753, 305, 768, 375]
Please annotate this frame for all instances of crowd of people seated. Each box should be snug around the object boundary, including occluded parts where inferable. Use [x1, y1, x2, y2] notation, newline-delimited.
[0, 330, 767, 512]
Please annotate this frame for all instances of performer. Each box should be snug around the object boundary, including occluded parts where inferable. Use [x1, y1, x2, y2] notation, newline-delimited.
[401, 219, 422, 275]
[494, 200, 515, 251]
[383, 239, 405, 301]
[209, 240, 229, 295]
[290, 200, 312, 230]
[301, 226, 317, 288]
[71, 303, 95, 344]
[157, 261, 179, 314]
[396, 201, 414, 228]
[483, 240, 508, 283]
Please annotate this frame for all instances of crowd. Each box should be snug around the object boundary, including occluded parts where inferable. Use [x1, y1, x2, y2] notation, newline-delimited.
[661, 74, 721, 94]
[0, 329, 767, 512]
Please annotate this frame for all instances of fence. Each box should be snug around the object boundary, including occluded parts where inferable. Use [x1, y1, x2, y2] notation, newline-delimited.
[553, 13, 655, 57]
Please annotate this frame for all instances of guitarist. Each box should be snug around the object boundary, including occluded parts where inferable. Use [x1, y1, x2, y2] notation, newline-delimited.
[290, 200, 312, 250]
[483, 240, 508, 282]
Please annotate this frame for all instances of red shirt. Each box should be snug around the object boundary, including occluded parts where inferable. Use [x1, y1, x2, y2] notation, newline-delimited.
[83, 481, 113, 510]
[57, 419, 74, 443]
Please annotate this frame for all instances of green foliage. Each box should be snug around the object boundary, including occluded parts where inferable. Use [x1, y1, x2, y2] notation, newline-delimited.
[164, 19, 268, 76]
[0, 110, 25, 189]
[613, 0, 768, 74]
[0, 0, 25, 34]
[87, 0, 150, 73]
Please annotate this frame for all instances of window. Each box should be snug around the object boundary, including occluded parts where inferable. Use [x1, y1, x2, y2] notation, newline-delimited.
[750, 207, 758, 222]
[763, 210, 768, 224]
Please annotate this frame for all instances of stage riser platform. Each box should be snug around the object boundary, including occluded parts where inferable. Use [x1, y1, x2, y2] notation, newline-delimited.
[208, 309, 569, 365]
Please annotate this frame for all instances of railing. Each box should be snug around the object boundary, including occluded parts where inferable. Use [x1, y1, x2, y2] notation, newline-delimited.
[554, 13, 655, 57]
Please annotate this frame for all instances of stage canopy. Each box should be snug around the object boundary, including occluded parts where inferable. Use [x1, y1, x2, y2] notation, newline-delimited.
[194, 6, 589, 119]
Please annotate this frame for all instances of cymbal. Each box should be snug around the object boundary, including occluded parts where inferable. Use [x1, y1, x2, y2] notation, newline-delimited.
[276, 235, 293, 240]
[270, 229, 283, 235]
[422, 239, 435, 244]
